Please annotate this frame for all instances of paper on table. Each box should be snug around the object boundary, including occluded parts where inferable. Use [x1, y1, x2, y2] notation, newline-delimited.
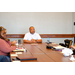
[53, 46, 65, 49]
[62, 48, 73, 56]
[62, 48, 73, 54]
[12, 60, 21, 62]
[16, 52, 22, 54]
[52, 42, 57, 45]
[72, 60, 75, 62]
[13, 49, 25, 52]
[11, 54, 18, 56]
[31, 43, 38, 45]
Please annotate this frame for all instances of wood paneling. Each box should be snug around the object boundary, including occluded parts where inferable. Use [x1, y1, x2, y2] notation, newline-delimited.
[40, 34, 74, 38]
[6, 34, 25, 38]
[6, 34, 75, 38]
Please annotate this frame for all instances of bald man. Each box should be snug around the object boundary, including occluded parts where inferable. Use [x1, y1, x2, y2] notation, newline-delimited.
[23, 26, 42, 43]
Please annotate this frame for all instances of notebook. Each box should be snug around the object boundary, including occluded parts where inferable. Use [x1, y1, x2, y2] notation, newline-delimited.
[31, 43, 38, 45]
[13, 48, 25, 52]
[16, 56, 37, 61]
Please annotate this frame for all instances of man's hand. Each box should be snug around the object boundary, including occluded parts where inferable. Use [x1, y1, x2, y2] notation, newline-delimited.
[31, 39, 36, 43]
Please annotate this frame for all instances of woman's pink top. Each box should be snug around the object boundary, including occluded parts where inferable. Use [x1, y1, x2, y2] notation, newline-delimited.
[0, 38, 16, 56]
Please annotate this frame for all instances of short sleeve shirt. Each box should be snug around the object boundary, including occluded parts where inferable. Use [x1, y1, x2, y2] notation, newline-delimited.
[23, 32, 42, 40]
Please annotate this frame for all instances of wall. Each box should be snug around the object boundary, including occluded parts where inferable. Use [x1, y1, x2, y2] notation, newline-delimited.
[72, 12, 75, 34]
[0, 12, 74, 44]
[0, 12, 73, 34]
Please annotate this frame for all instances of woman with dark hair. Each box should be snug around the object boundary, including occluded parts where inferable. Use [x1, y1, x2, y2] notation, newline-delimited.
[0, 26, 16, 62]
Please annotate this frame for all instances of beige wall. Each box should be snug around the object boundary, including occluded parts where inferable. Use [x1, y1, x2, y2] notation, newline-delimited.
[0, 12, 73, 34]
[72, 12, 75, 34]
[0, 12, 74, 44]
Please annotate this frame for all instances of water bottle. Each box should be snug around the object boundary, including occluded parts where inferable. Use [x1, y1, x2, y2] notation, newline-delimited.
[18, 39, 21, 44]
[47, 37, 50, 44]
[16, 40, 18, 48]
[18, 39, 22, 48]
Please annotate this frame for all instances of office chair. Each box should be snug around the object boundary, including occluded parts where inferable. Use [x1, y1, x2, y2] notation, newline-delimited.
[59, 39, 72, 49]
[64, 39, 72, 48]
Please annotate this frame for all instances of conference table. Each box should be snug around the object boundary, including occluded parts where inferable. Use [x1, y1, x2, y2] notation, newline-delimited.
[10, 43, 73, 62]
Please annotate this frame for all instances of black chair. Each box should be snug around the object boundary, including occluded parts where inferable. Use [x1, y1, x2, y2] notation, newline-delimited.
[59, 39, 72, 48]
[64, 39, 72, 48]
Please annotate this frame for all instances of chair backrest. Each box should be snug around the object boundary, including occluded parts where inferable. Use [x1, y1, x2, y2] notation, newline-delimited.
[64, 39, 72, 48]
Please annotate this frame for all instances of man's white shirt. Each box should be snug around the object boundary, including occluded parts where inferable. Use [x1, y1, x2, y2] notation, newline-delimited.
[23, 32, 42, 40]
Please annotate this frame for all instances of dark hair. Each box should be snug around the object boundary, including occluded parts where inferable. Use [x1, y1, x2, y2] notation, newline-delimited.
[0, 26, 9, 41]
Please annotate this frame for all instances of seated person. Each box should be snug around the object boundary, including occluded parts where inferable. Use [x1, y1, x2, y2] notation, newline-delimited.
[4, 28, 16, 45]
[71, 45, 75, 54]
[23, 26, 42, 43]
[0, 26, 16, 61]
[71, 45, 75, 49]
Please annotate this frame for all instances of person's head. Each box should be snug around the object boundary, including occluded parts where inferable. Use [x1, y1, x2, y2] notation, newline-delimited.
[0, 26, 7, 40]
[29, 26, 35, 34]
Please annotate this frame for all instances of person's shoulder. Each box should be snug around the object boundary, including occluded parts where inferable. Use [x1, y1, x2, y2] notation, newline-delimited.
[25, 32, 30, 35]
[25, 32, 30, 36]
[35, 32, 40, 35]
[0, 38, 5, 42]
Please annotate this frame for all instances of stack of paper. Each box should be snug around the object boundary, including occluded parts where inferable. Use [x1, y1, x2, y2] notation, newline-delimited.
[31, 43, 38, 45]
[12, 60, 21, 62]
[11, 54, 18, 56]
[62, 48, 73, 56]
[13, 48, 25, 52]
[53, 45, 65, 49]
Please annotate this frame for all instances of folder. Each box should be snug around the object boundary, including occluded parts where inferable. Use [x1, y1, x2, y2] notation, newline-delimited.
[13, 49, 25, 52]
[53, 46, 65, 49]
[13, 48, 25, 52]
[16, 56, 37, 61]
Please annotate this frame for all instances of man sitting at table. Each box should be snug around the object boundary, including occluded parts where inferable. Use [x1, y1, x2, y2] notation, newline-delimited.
[23, 26, 42, 43]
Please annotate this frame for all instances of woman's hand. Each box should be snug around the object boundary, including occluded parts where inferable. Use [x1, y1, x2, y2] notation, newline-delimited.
[11, 40, 17, 45]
